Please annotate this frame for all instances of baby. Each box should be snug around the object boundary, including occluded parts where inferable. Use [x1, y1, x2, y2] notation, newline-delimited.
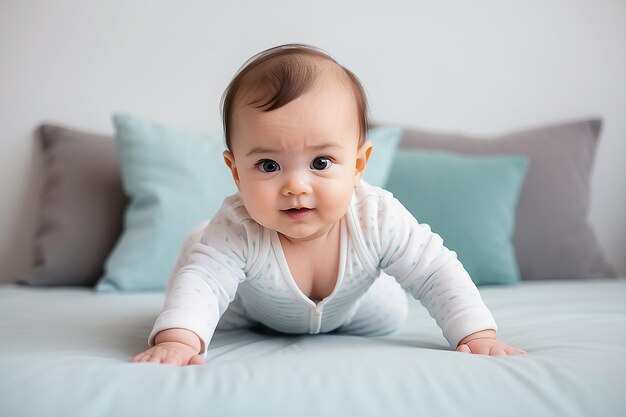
[133, 44, 526, 366]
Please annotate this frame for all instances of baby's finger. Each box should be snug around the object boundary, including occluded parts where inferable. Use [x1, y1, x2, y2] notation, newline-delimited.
[469, 343, 491, 355]
[504, 346, 527, 355]
[131, 352, 147, 363]
[456, 344, 471, 354]
[147, 348, 167, 363]
[188, 355, 205, 366]
[489, 345, 507, 356]
[133, 350, 157, 363]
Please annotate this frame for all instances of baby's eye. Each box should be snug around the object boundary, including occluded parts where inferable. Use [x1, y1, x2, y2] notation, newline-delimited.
[256, 159, 280, 173]
[310, 156, 332, 170]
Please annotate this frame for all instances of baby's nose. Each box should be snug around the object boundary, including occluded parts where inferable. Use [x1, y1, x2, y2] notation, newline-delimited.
[282, 170, 312, 196]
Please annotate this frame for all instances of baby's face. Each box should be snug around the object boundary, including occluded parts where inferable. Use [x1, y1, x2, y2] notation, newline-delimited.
[224, 73, 371, 243]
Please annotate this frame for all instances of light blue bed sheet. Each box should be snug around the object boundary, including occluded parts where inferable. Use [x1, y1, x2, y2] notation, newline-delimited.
[0, 280, 625, 417]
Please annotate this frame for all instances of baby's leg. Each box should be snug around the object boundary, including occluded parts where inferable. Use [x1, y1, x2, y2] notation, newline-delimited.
[216, 294, 257, 330]
[337, 272, 408, 336]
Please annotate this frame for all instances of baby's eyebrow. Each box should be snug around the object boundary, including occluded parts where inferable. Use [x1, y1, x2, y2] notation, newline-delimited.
[245, 142, 344, 157]
[245, 147, 278, 157]
[308, 142, 344, 152]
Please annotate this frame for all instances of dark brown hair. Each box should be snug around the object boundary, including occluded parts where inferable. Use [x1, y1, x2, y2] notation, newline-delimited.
[221, 44, 368, 150]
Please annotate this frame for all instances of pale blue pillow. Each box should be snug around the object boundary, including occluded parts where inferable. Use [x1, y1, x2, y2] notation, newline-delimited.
[97, 115, 403, 292]
[97, 114, 237, 292]
[363, 126, 403, 187]
[385, 150, 529, 286]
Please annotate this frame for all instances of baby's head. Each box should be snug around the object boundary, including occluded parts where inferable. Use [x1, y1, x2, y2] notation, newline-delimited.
[222, 43, 368, 151]
[221, 44, 373, 242]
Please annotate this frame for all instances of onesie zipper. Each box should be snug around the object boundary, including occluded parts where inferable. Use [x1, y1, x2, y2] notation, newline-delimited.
[309, 304, 323, 333]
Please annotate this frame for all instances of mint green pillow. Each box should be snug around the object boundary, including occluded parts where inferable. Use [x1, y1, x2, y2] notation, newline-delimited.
[363, 126, 403, 187]
[385, 150, 529, 286]
[97, 114, 237, 292]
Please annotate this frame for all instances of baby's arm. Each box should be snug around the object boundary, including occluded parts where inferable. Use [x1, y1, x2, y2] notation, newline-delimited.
[370, 189, 525, 355]
[132, 328, 204, 366]
[133, 203, 250, 365]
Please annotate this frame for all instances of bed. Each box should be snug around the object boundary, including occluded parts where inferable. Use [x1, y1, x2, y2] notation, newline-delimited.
[1, 280, 625, 417]
[1, 116, 624, 416]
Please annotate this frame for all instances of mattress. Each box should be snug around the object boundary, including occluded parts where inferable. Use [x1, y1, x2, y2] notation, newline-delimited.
[1, 279, 625, 417]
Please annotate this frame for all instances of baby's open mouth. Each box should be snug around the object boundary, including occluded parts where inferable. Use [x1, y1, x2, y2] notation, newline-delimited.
[282, 207, 313, 218]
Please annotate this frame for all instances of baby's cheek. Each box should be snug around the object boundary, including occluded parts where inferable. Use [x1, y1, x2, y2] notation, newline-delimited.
[242, 192, 275, 224]
[320, 187, 353, 219]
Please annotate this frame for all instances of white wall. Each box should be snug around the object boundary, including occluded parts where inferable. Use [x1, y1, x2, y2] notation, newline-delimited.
[1, 0, 625, 281]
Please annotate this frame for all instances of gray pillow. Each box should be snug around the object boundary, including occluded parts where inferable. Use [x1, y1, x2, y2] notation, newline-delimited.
[19, 125, 127, 286]
[395, 118, 617, 280]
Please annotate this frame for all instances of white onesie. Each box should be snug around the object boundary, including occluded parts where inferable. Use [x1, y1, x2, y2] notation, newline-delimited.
[149, 182, 497, 354]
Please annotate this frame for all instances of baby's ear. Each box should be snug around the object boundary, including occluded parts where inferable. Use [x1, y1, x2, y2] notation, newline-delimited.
[223, 151, 240, 190]
[355, 139, 373, 186]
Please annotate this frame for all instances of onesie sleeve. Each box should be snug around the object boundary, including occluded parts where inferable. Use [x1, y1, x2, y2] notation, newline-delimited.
[148, 199, 252, 355]
[361, 187, 497, 348]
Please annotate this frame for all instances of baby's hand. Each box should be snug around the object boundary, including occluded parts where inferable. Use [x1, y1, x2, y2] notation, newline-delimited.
[132, 342, 205, 366]
[455, 330, 527, 356]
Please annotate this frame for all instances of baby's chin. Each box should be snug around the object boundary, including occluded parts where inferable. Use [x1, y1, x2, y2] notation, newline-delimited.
[275, 222, 341, 243]
[244, 206, 344, 242]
